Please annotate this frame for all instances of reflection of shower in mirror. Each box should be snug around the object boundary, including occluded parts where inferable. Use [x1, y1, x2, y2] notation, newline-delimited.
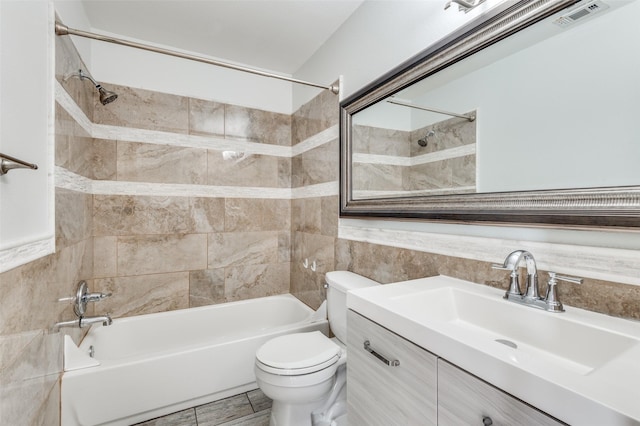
[417, 130, 435, 147]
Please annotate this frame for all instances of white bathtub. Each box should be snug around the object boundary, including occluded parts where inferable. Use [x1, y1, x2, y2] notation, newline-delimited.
[61, 294, 328, 426]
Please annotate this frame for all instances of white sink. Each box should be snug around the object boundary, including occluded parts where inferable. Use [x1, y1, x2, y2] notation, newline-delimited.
[390, 286, 638, 375]
[347, 275, 640, 425]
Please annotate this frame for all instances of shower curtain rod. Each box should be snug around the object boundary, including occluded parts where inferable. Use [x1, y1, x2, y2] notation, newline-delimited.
[387, 98, 475, 121]
[54, 22, 339, 95]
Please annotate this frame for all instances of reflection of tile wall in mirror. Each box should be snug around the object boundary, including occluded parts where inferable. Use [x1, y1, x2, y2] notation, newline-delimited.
[352, 113, 476, 198]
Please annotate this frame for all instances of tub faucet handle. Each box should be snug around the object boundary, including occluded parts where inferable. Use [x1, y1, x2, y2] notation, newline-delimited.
[83, 291, 112, 303]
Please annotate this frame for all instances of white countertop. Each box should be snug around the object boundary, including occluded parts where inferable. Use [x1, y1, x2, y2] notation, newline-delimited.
[347, 275, 640, 425]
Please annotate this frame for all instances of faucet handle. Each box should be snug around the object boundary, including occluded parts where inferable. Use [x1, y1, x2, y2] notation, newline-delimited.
[83, 292, 112, 303]
[544, 272, 583, 313]
[549, 272, 583, 285]
[492, 264, 521, 297]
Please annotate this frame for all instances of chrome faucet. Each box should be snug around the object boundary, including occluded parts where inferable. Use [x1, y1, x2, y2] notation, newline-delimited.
[492, 251, 582, 313]
[53, 281, 113, 330]
[53, 314, 112, 331]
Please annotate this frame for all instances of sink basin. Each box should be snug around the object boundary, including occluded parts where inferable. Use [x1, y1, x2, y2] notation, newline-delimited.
[390, 286, 637, 375]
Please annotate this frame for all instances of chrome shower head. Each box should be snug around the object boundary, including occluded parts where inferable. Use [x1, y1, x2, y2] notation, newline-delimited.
[78, 70, 118, 105]
[417, 130, 435, 147]
[97, 86, 118, 105]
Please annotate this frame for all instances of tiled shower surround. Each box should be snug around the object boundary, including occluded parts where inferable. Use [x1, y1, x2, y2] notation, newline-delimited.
[351, 115, 476, 198]
[1, 33, 639, 426]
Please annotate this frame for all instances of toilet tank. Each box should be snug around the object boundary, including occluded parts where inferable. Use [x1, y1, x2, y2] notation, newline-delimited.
[325, 271, 380, 344]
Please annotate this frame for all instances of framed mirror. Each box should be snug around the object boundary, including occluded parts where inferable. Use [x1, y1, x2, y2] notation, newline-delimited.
[340, 0, 640, 228]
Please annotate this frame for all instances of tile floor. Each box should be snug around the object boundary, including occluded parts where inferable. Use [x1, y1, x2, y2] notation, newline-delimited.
[134, 389, 271, 426]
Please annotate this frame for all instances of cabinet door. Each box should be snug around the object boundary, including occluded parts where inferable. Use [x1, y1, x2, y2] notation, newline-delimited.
[347, 310, 437, 426]
[438, 359, 565, 426]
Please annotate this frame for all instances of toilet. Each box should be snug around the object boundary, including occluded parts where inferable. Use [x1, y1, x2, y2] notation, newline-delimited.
[254, 271, 379, 426]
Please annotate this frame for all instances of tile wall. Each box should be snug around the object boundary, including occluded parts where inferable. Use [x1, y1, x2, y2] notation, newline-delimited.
[89, 82, 292, 317]
[0, 34, 94, 426]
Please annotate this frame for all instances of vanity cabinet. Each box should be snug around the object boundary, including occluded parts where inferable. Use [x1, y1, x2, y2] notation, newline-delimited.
[346, 310, 438, 426]
[438, 359, 564, 426]
[347, 310, 564, 426]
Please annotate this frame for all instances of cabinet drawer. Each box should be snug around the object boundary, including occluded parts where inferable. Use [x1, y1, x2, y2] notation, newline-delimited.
[347, 310, 437, 426]
[438, 360, 565, 426]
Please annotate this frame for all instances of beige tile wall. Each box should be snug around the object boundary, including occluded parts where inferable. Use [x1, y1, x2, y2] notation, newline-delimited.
[89, 84, 293, 316]
[0, 34, 95, 426]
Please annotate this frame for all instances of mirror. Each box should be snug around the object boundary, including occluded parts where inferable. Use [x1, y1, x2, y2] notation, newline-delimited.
[340, 0, 640, 228]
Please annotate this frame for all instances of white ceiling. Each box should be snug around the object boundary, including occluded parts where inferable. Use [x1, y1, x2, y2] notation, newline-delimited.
[80, 0, 364, 75]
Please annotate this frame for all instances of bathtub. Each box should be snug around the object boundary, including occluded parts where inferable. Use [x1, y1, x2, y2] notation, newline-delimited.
[61, 294, 328, 426]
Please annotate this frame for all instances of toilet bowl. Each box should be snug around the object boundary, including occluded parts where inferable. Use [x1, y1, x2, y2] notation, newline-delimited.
[254, 271, 379, 426]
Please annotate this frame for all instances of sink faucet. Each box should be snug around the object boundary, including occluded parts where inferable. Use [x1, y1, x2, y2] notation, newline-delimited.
[492, 251, 583, 312]
[493, 250, 539, 302]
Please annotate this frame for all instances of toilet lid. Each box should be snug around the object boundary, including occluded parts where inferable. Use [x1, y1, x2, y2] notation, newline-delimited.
[256, 331, 341, 372]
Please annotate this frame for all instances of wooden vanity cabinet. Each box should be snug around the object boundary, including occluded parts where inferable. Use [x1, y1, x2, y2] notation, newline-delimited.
[346, 310, 438, 426]
[347, 310, 565, 426]
[438, 359, 565, 426]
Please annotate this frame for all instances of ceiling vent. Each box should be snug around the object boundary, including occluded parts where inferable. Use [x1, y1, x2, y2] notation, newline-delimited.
[553, 1, 609, 27]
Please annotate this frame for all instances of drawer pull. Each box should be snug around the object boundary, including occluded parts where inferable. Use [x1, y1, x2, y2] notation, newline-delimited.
[364, 340, 400, 367]
[482, 416, 493, 426]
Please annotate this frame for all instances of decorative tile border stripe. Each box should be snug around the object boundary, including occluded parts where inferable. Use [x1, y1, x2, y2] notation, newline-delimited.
[353, 144, 476, 167]
[55, 167, 338, 200]
[55, 81, 336, 158]
[338, 222, 640, 287]
[0, 238, 55, 274]
[291, 126, 339, 156]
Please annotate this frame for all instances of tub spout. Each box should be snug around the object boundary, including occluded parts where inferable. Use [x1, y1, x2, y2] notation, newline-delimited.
[52, 315, 112, 331]
[80, 315, 112, 327]
[53, 318, 81, 331]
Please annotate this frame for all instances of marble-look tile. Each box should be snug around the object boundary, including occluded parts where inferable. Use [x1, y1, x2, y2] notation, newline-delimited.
[0, 372, 61, 426]
[224, 199, 290, 232]
[116, 234, 207, 276]
[208, 232, 279, 269]
[409, 114, 476, 156]
[225, 104, 291, 146]
[94, 196, 224, 236]
[247, 388, 272, 412]
[55, 34, 94, 120]
[207, 151, 279, 187]
[94, 236, 117, 278]
[6, 240, 96, 334]
[408, 160, 452, 190]
[92, 138, 117, 180]
[95, 272, 190, 317]
[353, 163, 404, 191]
[117, 141, 207, 184]
[135, 408, 197, 426]
[93, 83, 189, 133]
[56, 188, 92, 250]
[291, 139, 338, 187]
[320, 196, 339, 238]
[224, 263, 290, 302]
[195, 393, 254, 425]
[188, 98, 225, 136]
[292, 86, 339, 144]
[278, 157, 292, 188]
[368, 126, 411, 156]
[189, 269, 225, 307]
[450, 154, 476, 188]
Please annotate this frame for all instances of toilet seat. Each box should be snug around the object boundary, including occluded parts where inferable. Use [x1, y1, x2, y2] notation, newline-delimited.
[256, 331, 342, 376]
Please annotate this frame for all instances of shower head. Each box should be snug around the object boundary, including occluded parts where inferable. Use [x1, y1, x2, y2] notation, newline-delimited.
[417, 130, 435, 147]
[78, 70, 118, 105]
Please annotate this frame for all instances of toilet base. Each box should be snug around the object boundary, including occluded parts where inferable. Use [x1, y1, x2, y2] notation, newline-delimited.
[269, 398, 327, 426]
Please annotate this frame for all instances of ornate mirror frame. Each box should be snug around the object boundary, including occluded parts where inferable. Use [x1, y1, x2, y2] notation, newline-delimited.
[339, 0, 640, 228]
